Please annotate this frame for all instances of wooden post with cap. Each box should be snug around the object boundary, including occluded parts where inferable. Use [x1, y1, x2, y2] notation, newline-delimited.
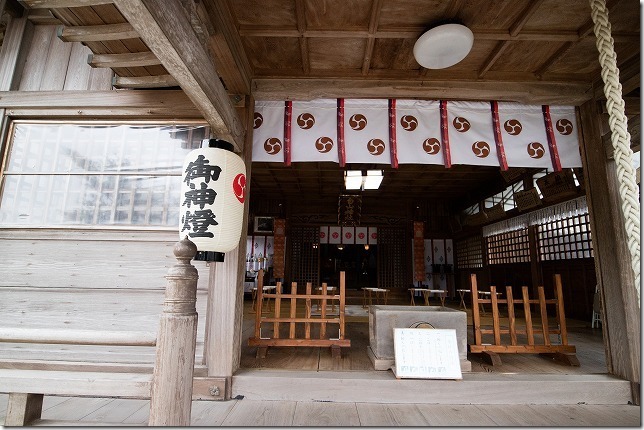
[148, 236, 199, 426]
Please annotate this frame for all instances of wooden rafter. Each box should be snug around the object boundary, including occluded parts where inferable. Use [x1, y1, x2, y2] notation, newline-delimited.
[113, 0, 245, 150]
[112, 74, 177, 88]
[20, 0, 111, 8]
[57, 23, 139, 42]
[88, 51, 161, 68]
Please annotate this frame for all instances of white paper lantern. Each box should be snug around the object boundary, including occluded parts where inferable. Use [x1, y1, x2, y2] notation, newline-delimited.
[180, 139, 246, 259]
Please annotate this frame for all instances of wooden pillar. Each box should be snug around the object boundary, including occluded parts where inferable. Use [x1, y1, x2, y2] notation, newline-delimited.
[148, 237, 199, 426]
[579, 100, 640, 403]
[203, 96, 253, 395]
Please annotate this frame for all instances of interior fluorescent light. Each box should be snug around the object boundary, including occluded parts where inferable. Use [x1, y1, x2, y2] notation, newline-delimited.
[344, 170, 362, 190]
[363, 170, 383, 190]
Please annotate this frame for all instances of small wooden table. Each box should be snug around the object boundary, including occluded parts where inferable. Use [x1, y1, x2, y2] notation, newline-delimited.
[362, 287, 389, 308]
[252, 285, 277, 311]
[409, 288, 447, 307]
[456, 289, 471, 310]
[477, 290, 502, 315]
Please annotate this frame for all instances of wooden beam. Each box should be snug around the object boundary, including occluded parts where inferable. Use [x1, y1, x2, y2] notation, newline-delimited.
[443, 0, 468, 20]
[88, 51, 161, 68]
[114, 0, 245, 150]
[202, 0, 252, 95]
[252, 78, 593, 105]
[509, 0, 545, 37]
[295, 0, 309, 74]
[478, 41, 510, 78]
[535, 42, 574, 77]
[57, 23, 139, 42]
[19, 0, 112, 7]
[578, 100, 640, 393]
[112, 74, 178, 88]
[361, 0, 383, 75]
[0, 89, 203, 118]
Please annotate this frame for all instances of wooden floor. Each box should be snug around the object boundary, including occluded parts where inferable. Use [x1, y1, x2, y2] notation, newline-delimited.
[240, 297, 608, 374]
[2, 295, 639, 426]
[0, 393, 640, 426]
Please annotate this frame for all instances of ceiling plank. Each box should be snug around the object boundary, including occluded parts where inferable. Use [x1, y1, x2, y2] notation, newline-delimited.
[57, 22, 139, 42]
[477, 41, 509, 79]
[113, 0, 245, 150]
[535, 42, 574, 77]
[88, 51, 161, 68]
[252, 78, 593, 105]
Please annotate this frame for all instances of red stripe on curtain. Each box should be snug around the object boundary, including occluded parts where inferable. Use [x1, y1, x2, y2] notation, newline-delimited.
[439, 100, 452, 168]
[542, 105, 562, 172]
[491, 101, 509, 171]
[337, 98, 346, 167]
[388, 99, 399, 168]
[284, 101, 292, 166]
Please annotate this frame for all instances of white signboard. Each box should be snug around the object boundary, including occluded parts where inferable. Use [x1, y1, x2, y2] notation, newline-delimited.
[393, 328, 462, 380]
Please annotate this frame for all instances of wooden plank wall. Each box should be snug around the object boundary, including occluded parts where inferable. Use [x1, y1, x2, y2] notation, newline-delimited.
[16, 24, 112, 91]
[0, 229, 210, 365]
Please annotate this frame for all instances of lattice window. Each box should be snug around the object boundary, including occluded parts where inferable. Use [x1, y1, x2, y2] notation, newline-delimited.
[486, 228, 530, 265]
[289, 226, 320, 287]
[536, 213, 593, 260]
[456, 235, 483, 269]
[377, 227, 408, 289]
[0, 122, 207, 227]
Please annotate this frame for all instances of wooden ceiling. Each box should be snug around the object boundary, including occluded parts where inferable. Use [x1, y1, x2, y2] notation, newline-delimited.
[5, 0, 641, 212]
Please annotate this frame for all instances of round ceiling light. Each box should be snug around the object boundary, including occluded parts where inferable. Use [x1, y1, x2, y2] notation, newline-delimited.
[413, 23, 474, 69]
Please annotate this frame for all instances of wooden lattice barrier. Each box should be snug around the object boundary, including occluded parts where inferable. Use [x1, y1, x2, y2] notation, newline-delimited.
[248, 270, 350, 358]
[469, 273, 579, 366]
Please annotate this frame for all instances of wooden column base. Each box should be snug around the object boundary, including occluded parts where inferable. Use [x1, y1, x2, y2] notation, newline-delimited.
[5, 393, 43, 426]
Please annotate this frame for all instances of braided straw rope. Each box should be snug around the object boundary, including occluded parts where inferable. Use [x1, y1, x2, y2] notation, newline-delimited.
[590, 0, 640, 303]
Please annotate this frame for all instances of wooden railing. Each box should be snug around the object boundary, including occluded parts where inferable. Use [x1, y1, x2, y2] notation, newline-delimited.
[248, 270, 350, 358]
[469, 273, 579, 366]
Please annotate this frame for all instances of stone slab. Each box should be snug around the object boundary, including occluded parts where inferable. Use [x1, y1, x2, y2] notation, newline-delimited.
[368, 305, 469, 369]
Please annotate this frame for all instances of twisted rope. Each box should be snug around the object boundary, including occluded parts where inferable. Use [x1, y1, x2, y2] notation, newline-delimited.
[590, 0, 640, 303]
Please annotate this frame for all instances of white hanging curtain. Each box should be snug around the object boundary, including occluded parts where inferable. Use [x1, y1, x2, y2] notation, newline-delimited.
[252, 99, 582, 170]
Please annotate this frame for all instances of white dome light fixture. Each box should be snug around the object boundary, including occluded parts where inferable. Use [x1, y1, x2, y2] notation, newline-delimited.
[413, 23, 474, 69]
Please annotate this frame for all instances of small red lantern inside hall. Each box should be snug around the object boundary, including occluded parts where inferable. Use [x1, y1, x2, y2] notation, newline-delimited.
[180, 139, 246, 262]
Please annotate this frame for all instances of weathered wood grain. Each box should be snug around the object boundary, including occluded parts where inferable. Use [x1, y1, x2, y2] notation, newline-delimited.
[219, 400, 295, 426]
[291, 401, 360, 426]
